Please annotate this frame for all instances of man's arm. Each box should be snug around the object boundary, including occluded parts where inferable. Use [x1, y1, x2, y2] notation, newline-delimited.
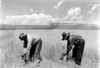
[66, 40, 73, 55]
[25, 43, 31, 54]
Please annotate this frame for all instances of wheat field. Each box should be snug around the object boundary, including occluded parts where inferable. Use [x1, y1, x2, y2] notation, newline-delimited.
[0, 29, 99, 68]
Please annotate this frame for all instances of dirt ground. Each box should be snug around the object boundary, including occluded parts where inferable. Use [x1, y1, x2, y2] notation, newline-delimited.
[0, 29, 99, 68]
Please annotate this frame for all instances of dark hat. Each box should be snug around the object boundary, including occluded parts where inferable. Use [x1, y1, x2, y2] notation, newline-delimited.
[62, 32, 67, 37]
[62, 32, 70, 40]
[19, 33, 25, 40]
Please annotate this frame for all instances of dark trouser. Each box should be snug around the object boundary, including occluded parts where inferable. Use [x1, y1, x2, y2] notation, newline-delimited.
[29, 38, 42, 62]
[72, 39, 85, 65]
[22, 38, 42, 64]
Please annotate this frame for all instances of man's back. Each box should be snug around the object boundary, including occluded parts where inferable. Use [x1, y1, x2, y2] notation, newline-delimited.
[27, 34, 40, 44]
[69, 34, 84, 45]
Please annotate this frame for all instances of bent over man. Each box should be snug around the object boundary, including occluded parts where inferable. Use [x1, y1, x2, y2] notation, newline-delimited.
[19, 33, 42, 64]
[60, 32, 85, 65]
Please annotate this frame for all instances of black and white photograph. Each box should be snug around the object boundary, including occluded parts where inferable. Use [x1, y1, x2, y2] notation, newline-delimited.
[0, 0, 100, 68]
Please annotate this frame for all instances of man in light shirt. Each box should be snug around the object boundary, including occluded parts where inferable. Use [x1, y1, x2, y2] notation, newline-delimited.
[19, 33, 42, 64]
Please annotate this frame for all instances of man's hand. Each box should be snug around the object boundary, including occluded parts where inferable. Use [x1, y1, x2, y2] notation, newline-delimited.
[66, 51, 69, 55]
[65, 55, 69, 62]
[60, 52, 68, 61]
[65, 52, 70, 62]
[21, 53, 26, 60]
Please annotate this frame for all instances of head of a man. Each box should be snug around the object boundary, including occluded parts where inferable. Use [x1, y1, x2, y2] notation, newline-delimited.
[62, 32, 70, 40]
[19, 33, 26, 41]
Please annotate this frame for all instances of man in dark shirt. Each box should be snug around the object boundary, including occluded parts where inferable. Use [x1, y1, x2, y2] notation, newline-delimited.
[60, 32, 85, 65]
[19, 33, 42, 64]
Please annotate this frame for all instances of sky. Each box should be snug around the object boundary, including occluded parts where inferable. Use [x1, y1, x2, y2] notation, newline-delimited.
[0, 0, 100, 25]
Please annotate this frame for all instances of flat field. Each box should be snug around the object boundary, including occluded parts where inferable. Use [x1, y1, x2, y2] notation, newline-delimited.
[0, 29, 99, 68]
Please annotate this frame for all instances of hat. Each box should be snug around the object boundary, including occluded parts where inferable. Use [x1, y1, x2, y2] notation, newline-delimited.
[62, 32, 67, 37]
[62, 32, 70, 40]
[19, 33, 25, 40]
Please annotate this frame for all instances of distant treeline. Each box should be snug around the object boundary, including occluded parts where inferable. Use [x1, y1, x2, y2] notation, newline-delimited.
[0, 23, 99, 30]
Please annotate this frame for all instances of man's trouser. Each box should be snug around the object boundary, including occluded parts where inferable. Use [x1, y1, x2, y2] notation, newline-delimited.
[29, 38, 42, 61]
[72, 39, 85, 65]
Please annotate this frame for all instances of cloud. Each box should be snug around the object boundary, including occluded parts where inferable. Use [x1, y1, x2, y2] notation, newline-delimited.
[0, 0, 1, 7]
[4, 7, 83, 25]
[4, 7, 99, 25]
[54, 0, 65, 9]
[86, 20, 100, 25]
[87, 3, 99, 25]
[92, 21, 99, 25]
[5, 15, 29, 24]
[22, 13, 52, 25]
[63, 7, 83, 22]
[4, 13, 60, 25]
[29, 9, 34, 12]
[41, 10, 45, 13]
[88, 3, 100, 14]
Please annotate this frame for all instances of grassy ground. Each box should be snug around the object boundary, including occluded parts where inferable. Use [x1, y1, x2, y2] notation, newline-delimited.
[0, 29, 99, 68]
